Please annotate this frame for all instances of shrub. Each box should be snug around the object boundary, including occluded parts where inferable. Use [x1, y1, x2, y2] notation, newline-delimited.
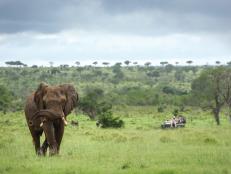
[157, 106, 164, 113]
[162, 86, 187, 95]
[0, 85, 14, 113]
[172, 109, 179, 116]
[179, 105, 185, 112]
[97, 111, 124, 128]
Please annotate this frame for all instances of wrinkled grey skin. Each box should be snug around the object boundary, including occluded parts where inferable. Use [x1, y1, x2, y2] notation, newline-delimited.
[25, 83, 78, 156]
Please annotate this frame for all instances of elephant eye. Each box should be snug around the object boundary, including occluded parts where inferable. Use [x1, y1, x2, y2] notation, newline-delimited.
[60, 90, 65, 95]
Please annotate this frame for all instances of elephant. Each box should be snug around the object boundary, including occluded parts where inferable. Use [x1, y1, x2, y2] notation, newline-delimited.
[24, 83, 78, 156]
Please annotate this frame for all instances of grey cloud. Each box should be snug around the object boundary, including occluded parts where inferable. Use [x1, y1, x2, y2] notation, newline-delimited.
[0, 0, 230, 35]
[101, 0, 231, 17]
[101, 0, 231, 33]
[0, 0, 88, 33]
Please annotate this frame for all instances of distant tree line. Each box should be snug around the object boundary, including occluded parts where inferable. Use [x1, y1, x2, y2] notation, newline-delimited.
[2, 59, 231, 68]
[0, 60, 231, 126]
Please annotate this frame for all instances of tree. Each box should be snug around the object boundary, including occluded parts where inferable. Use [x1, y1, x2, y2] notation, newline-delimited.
[114, 62, 122, 67]
[75, 61, 80, 67]
[49, 61, 54, 67]
[5, 61, 27, 67]
[146, 71, 160, 78]
[78, 88, 111, 119]
[165, 64, 174, 73]
[124, 60, 131, 66]
[60, 64, 69, 68]
[160, 61, 168, 66]
[112, 64, 124, 83]
[93, 61, 98, 66]
[186, 60, 193, 66]
[175, 70, 185, 81]
[32, 65, 38, 68]
[102, 62, 110, 67]
[50, 68, 61, 75]
[133, 62, 138, 66]
[215, 61, 221, 65]
[144, 62, 151, 67]
[227, 61, 231, 66]
[191, 67, 226, 125]
[220, 68, 231, 123]
[0, 85, 13, 113]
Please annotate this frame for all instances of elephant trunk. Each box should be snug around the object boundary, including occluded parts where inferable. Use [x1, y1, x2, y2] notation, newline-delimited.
[29, 109, 67, 126]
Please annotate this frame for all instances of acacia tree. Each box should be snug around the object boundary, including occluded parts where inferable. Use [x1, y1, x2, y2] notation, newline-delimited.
[75, 61, 80, 67]
[220, 68, 231, 123]
[191, 67, 226, 125]
[133, 62, 138, 66]
[186, 60, 193, 66]
[5, 61, 27, 67]
[160, 61, 168, 66]
[215, 61, 221, 65]
[93, 61, 98, 66]
[102, 62, 110, 67]
[144, 62, 151, 67]
[124, 60, 131, 66]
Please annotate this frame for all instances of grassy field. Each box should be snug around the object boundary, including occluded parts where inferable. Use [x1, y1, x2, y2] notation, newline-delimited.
[0, 107, 231, 174]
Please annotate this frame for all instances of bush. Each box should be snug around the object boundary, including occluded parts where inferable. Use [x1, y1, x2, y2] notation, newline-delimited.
[162, 86, 187, 95]
[97, 111, 124, 128]
[179, 105, 185, 112]
[172, 109, 179, 116]
[0, 85, 13, 113]
[157, 106, 164, 113]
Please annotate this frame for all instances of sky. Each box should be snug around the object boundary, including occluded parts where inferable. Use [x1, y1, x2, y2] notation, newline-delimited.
[0, 0, 231, 66]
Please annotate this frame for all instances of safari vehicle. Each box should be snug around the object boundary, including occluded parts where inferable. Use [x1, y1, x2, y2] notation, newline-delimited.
[161, 116, 186, 129]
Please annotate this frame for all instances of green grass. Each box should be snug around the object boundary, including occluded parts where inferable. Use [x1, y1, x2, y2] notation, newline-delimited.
[0, 107, 231, 174]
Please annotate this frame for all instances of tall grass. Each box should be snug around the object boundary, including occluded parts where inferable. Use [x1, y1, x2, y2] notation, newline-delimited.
[0, 107, 230, 174]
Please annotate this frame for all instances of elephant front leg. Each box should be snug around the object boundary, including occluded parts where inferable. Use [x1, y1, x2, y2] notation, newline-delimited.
[42, 121, 58, 156]
[54, 120, 64, 154]
[32, 133, 41, 155]
[40, 139, 48, 155]
[29, 128, 42, 155]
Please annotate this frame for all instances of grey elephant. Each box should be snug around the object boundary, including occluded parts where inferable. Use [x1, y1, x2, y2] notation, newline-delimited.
[24, 83, 78, 155]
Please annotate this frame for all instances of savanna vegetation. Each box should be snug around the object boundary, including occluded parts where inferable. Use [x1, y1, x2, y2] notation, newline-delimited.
[0, 61, 231, 174]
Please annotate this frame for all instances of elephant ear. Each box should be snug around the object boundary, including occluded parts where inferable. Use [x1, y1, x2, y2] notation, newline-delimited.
[34, 83, 48, 109]
[60, 84, 78, 116]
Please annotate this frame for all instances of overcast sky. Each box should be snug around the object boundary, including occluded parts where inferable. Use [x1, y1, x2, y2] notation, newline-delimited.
[0, 0, 230, 66]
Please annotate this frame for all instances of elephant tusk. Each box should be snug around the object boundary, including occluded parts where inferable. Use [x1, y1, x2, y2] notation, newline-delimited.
[31, 110, 68, 126]
[40, 118, 47, 127]
[62, 116, 68, 126]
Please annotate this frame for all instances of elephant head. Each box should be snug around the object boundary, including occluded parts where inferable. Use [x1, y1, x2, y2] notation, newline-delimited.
[32, 83, 78, 126]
